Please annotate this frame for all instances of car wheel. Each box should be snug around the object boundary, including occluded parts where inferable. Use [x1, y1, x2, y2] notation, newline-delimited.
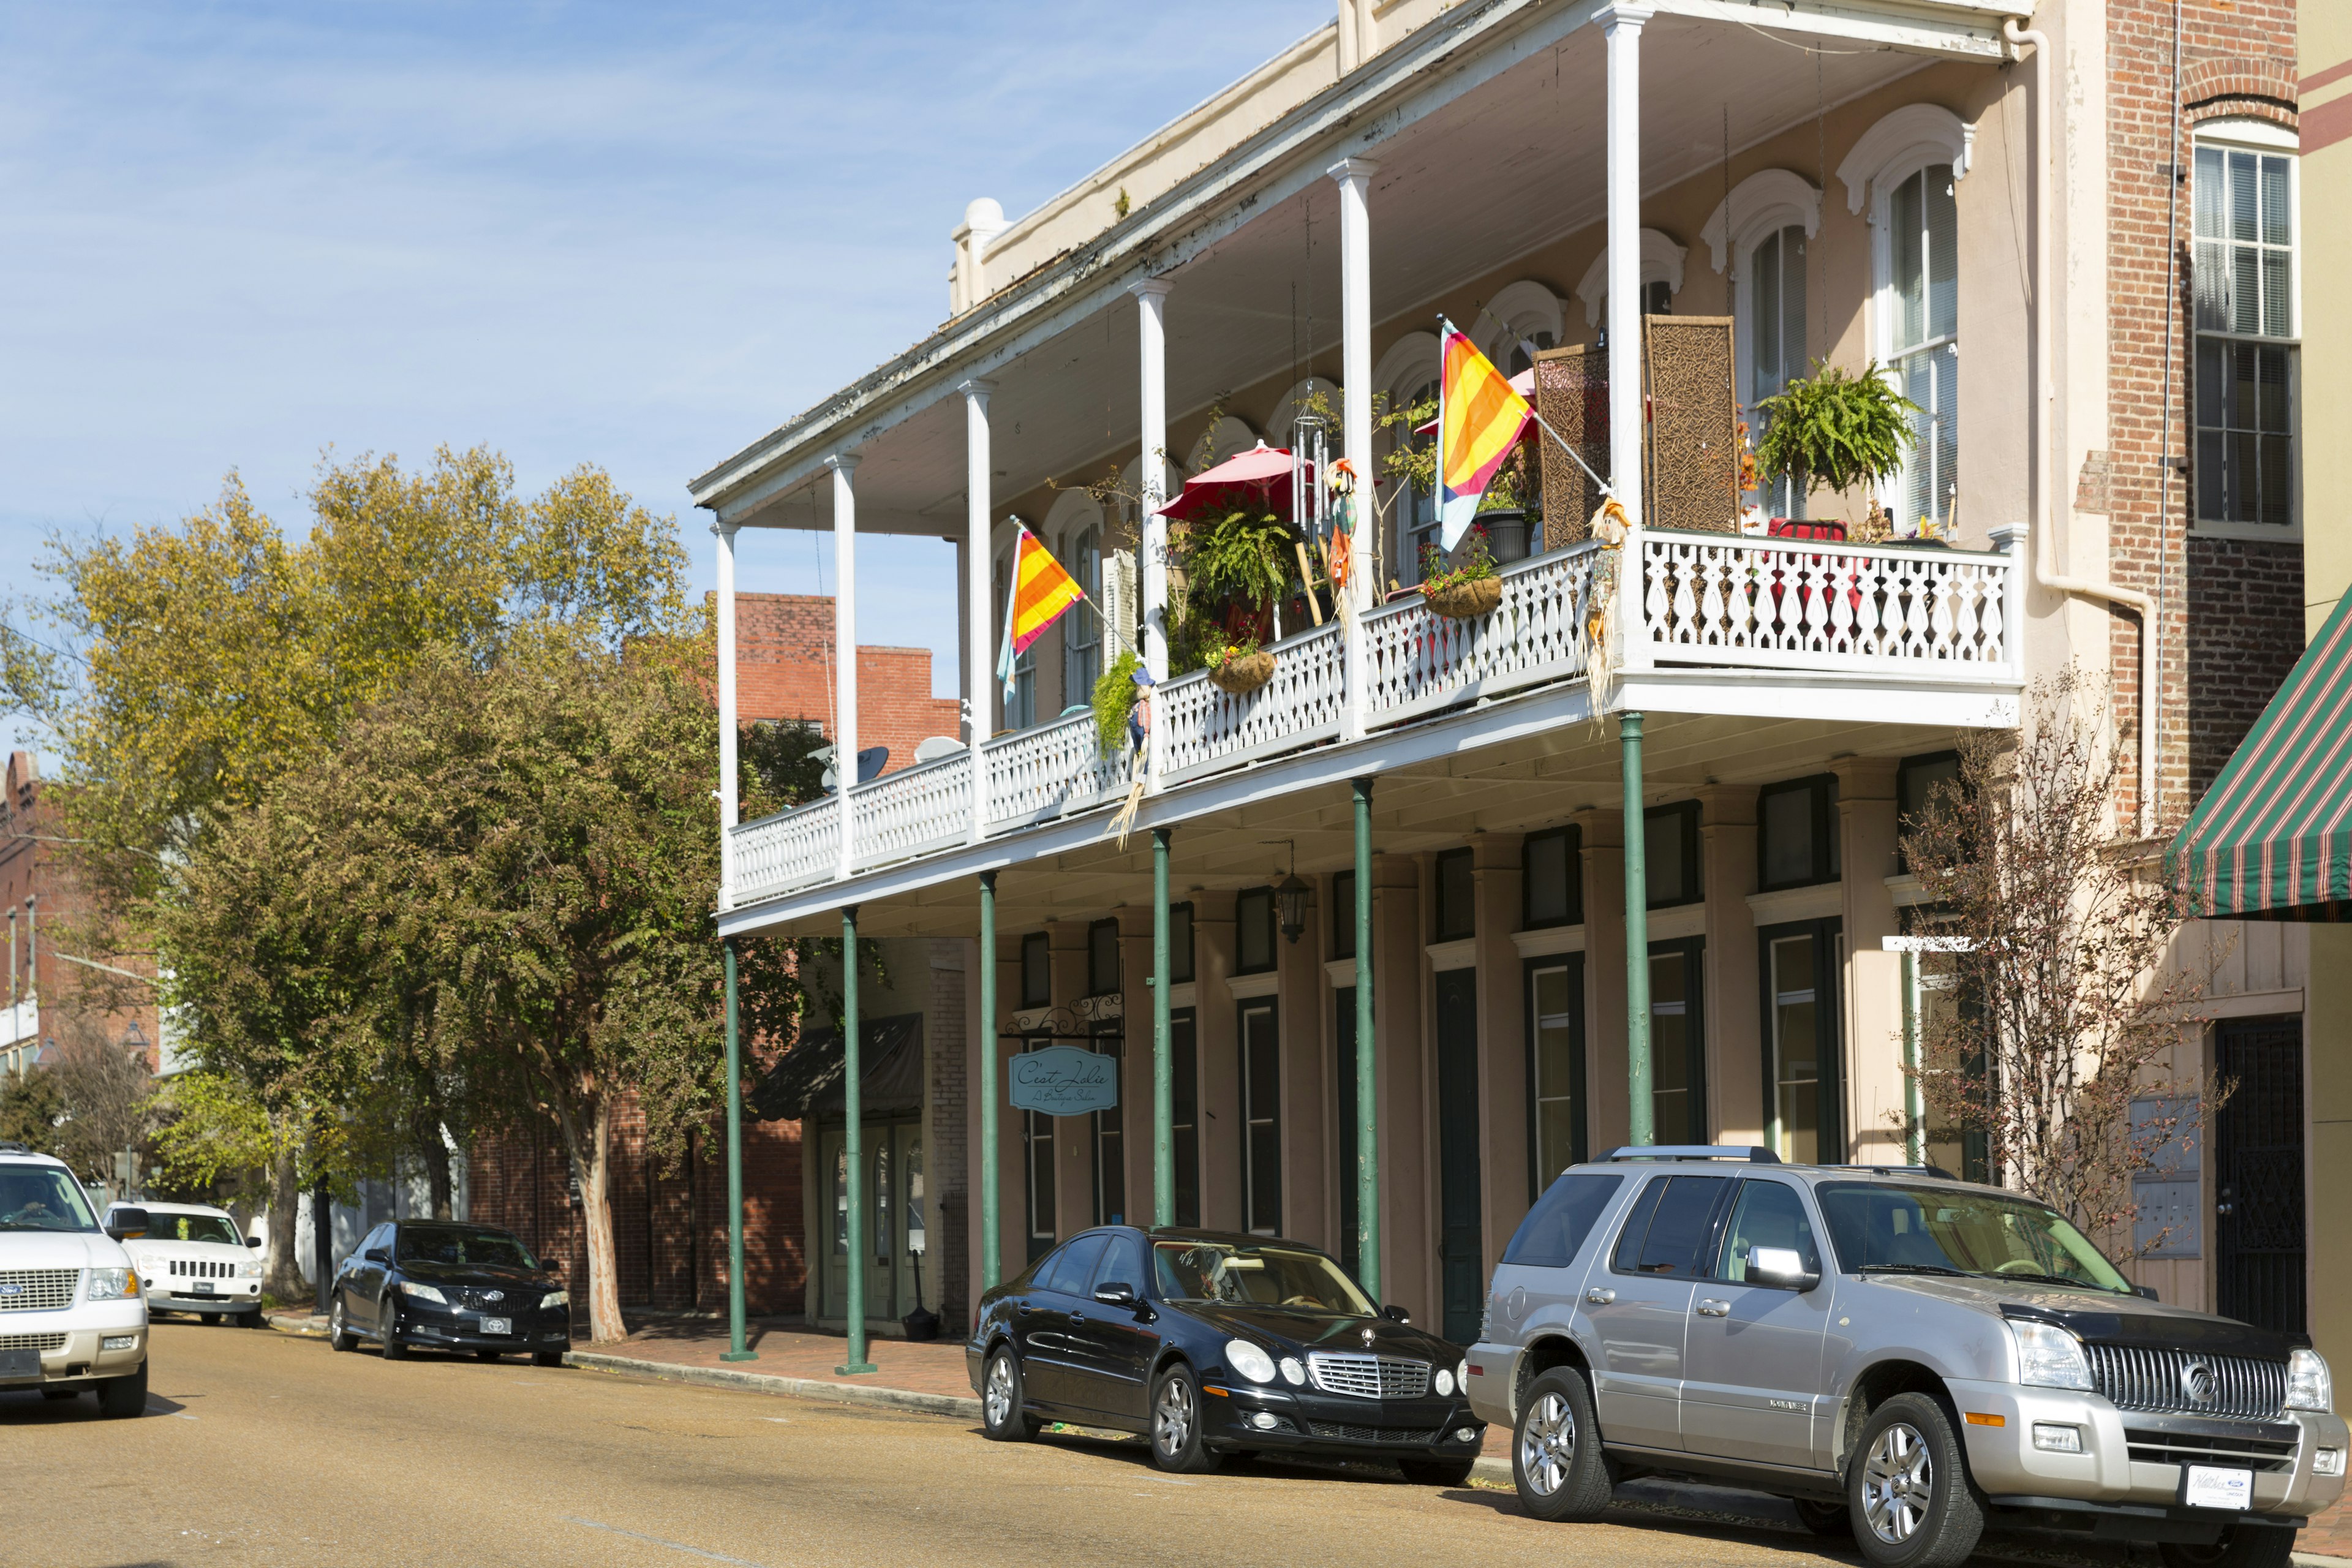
[328, 1296, 357, 1352]
[378, 1299, 406, 1360]
[533, 1350, 565, 1368]
[1148, 1362, 1221, 1474]
[1399, 1457, 1477, 1487]
[1850, 1392, 1985, 1568]
[979, 1345, 1040, 1442]
[95, 1360, 148, 1419]
[2158, 1528, 2298, 1568]
[1795, 1499, 1853, 1539]
[240, 1310, 264, 1328]
[1512, 1368, 1613, 1523]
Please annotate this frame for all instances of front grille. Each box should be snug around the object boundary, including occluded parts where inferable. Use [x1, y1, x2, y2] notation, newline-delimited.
[2126, 1426, 2301, 1474]
[1307, 1352, 1430, 1400]
[458, 1288, 521, 1312]
[1306, 1420, 1443, 1444]
[0, 1333, 66, 1352]
[168, 1259, 233, 1280]
[0, 1270, 79, 1312]
[2083, 1344, 2288, 1420]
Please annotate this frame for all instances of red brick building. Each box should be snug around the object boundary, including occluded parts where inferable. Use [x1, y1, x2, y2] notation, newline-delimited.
[734, 593, 962, 777]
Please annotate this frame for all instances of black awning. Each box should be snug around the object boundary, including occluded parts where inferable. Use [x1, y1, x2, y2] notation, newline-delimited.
[749, 1011, 925, 1125]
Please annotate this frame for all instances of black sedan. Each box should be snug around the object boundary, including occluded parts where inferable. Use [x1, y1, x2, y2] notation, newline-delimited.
[965, 1225, 1484, 1480]
[326, 1219, 571, 1365]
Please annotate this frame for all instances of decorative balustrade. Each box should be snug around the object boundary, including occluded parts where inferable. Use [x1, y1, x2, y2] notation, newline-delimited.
[726, 532, 2021, 905]
[1159, 620, 1348, 785]
[1637, 530, 2011, 676]
[1362, 544, 1599, 728]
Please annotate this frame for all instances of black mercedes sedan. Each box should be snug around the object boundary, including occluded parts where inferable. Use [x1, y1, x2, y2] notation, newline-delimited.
[326, 1219, 571, 1366]
[965, 1225, 1485, 1479]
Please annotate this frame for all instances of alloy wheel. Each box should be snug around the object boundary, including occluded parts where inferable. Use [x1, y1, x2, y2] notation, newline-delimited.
[1862, 1421, 1934, 1544]
[1155, 1376, 1194, 1456]
[984, 1354, 1015, 1429]
[1518, 1390, 1575, 1498]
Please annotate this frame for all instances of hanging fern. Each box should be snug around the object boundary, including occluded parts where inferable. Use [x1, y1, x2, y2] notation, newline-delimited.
[1174, 507, 1297, 611]
[1091, 649, 1141, 756]
[1754, 360, 1918, 502]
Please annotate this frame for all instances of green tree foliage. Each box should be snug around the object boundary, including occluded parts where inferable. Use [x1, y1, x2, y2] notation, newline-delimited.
[0, 1066, 65, 1156]
[739, 720, 828, 809]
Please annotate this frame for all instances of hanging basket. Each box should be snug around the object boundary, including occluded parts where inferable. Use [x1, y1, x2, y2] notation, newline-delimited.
[1207, 650, 1276, 695]
[1423, 576, 1503, 619]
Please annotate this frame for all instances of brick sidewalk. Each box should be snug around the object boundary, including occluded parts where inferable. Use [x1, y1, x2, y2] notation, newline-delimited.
[581, 1315, 978, 1404]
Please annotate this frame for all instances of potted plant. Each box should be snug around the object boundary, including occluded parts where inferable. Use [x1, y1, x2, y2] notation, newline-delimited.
[1205, 636, 1275, 695]
[1091, 650, 1144, 757]
[1472, 453, 1534, 564]
[1752, 360, 1918, 533]
[1419, 525, 1502, 619]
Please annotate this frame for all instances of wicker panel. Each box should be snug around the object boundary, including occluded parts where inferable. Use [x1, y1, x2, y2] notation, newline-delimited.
[1534, 344, 1608, 548]
[1643, 314, 1740, 532]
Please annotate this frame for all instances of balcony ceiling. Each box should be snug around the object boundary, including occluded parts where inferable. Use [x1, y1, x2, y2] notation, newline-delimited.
[718, 7, 1963, 538]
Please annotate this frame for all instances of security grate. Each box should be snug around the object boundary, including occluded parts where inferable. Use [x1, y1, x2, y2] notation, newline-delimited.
[0, 1270, 79, 1313]
[2125, 1426, 2299, 1474]
[458, 1288, 518, 1312]
[1306, 1352, 1430, 1401]
[170, 1259, 233, 1280]
[0, 1333, 66, 1352]
[1306, 1420, 1443, 1444]
[2084, 1343, 2288, 1420]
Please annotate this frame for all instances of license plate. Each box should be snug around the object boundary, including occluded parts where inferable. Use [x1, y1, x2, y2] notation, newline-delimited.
[192, 1280, 215, 1295]
[2184, 1465, 2253, 1510]
[481, 1317, 511, 1336]
[0, 1348, 37, 1381]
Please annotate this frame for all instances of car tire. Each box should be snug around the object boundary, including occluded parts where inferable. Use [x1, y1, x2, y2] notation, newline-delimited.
[1849, 1392, 1985, 1568]
[1148, 1362, 1222, 1474]
[328, 1297, 357, 1353]
[2158, 1528, 2299, 1568]
[379, 1299, 406, 1360]
[1400, 1457, 1477, 1487]
[1795, 1499, 1854, 1539]
[979, 1345, 1041, 1442]
[533, 1350, 565, 1368]
[1512, 1367, 1613, 1523]
[95, 1360, 148, 1419]
[241, 1310, 264, 1328]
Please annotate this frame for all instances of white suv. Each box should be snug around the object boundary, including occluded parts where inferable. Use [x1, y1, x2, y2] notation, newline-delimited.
[110, 1201, 265, 1324]
[0, 1140, 149, 1417]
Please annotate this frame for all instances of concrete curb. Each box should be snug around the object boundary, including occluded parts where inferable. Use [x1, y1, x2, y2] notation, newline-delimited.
[266, 1311, 328, 1338]
[1471, 1456, 1510, 1488]
[564, 1351, 983, 1422]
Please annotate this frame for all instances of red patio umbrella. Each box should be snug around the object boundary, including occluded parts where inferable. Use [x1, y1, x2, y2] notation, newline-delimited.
[1154, 440, 1311, 522]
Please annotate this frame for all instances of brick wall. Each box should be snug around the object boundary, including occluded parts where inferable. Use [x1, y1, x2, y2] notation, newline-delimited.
[2106, 0, 2300, 827]
[733, 592, 963, 775]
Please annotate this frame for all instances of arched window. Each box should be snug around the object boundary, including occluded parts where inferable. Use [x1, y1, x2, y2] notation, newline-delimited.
[1573, 230, 1687, 345]
[1702, 171, 1823, 518]
[2192, 118, 2299, 532]
[1481, 281, 1564, 375]
[1372, 331, 1441, 587]
[1063, 524, 1102, 702]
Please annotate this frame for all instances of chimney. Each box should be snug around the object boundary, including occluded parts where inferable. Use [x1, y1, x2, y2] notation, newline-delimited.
[950, 197, 1009, 315]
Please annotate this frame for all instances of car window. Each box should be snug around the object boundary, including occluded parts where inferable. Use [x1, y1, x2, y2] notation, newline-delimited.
[395, 1225, 539, 1270]
[1012, 1248, 1058, 1292]
[1150, 1239, 1374, 1315]
[1041, 1234, 1108, 1295]
[1093, 1234, 1145, 1295]
[1504, 1173, 1625, 1268]
[1815, 1182, 2133, 1294]
[361, 1224, 391, 1259]
[0, 1167, 96, 1232]
[149, 1213, 242, 1246]
[1609, 1175, 1728, 1278]
[1714, 1180, 1820, 1280]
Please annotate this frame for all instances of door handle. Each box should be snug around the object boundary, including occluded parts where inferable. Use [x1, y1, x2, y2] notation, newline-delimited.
[1696, 1298, 1731, 1317]
[1069, 1314, 1087, 1327]
[1586, 1287, 1615, 1306]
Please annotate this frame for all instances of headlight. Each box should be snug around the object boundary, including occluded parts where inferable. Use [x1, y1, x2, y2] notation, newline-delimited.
[2289, 1349, 2334, 1412]
[1434, 1367, 1456, 1396]
[1279, 1357, 1305, 1386]
[236, 1260, 264, 1279]
[541, 1291, 570, 1311]
[85, 1268, 139, 1301]
[1226, 1338, 1276, 1384]
[2010, 1319, 2094, 1391]
[398, 1282, 448, 1304]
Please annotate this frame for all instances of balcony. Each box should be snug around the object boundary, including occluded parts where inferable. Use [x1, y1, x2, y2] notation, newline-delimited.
[729, 524, 2023, 911]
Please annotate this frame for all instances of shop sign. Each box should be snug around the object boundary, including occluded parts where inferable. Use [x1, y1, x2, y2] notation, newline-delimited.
[1008, 1045, 1118, 1115]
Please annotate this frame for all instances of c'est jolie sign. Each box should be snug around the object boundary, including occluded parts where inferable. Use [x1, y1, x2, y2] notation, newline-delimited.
[1007, 1045, 1120, 1115]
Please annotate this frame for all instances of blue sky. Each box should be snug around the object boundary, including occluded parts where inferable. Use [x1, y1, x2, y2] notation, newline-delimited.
[0, 1, 1330, 715]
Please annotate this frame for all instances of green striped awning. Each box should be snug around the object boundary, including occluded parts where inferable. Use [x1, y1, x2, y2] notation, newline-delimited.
[2168, 589, 2352, 921]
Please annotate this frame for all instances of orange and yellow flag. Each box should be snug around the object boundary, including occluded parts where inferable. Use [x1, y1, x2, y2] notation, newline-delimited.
[997, 526, 1087, 694]
[1437, 318, 1533, 549]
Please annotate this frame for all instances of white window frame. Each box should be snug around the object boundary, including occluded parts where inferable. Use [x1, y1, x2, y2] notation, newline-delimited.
[1238, 999, 1281, 1236]
[1703, 171, 1824, 518]
[1045, 488, 1106, 713]
[2190, 116, 2302, 541]
[1573, 228, 1687, 334]
[1479, 279, 1564, 375]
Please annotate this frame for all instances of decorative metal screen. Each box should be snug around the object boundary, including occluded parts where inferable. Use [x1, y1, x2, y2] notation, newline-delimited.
[1643, 314, 1739, 532]
[1534, 344, 1608, 548]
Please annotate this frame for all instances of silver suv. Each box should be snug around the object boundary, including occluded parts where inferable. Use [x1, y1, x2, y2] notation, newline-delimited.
[1465, 1148, 2346, 1568]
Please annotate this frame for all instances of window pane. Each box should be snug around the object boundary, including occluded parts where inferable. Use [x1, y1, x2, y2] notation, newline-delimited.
[1504, 1172, 1624, 1267]
[1652, 952, 1691, 1142]
[1771, 936, 1820, 1166]
[1245, 1009, 1280, 1110]
[1718, 1181, 1822, 1279]
[1645, 809, 1687, 907]
[1170, 904, 1195, 983]
[1926, 169, 1958, 343]
[2193, 237, 2229, 331]
[1237, 890, 1274, 972]
[1892, 170, 1925, 350]
[2195, 146, 2224, 238]
[2232, 243, 2260, 336]
[1088, 921, 1119, 996]
[2230, 150, 2258, 244]
[2261, 153, 2292, 246]
[1762, 786, 1815, 886]
[1043, 1234, 1106, 1295]
[1331, 872, 1356, 958]
[1436, 850, 1476, 940]
[1534, 966, 1572, 1020]
[1525, 832, 1572, 927]
[1248, 1126, 1283, 1231]
[1022, 934, 1050, 1006]
[2261, 247, 2291, 338]
[2197, 429, 2226, 520]
[1172, 1012, 1199, 1226]
[1754, 231, 1781, 391]
[1095, 1233, 1144, 1294]
[1634, 1175, 1728, 1276]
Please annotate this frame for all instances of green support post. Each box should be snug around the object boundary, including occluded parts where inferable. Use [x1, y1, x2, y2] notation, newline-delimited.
[1351, 777, 1379, 1302]
[1152, 829, 1174, 1227]
[978, 872, 1000, 1289]
[721, 938, 755, 1361]
[837, 907, 876, 1375]
[1622, 713, 1653, 1146]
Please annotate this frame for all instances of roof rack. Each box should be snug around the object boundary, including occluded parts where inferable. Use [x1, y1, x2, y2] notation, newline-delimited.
[1820, 1163, 1962, 1182]
[0, 1140, 31, 1155]
[1602, 1145, 1780, 1164]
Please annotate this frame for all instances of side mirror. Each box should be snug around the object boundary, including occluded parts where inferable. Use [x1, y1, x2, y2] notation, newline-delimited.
[247, 1235, 265, 1247]
[105, 1207, 150, 1242]
[2133, 1284, 2160, 1302]
[1746, 1246, 1822, 1292]
[1092, 1281, 1138, 1307]
[364, 1247, 390, 1264]
[1381, 1304, 1411, 1324]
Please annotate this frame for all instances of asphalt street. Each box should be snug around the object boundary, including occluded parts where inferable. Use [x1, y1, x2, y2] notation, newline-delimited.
[7, 1322, 2091, 1568]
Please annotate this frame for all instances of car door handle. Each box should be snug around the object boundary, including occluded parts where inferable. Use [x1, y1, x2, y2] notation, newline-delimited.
[1586, 1287, 1615, 1306]
[1069, 1314, 1087, 1327]
[1696, 1298, 1731, 1317]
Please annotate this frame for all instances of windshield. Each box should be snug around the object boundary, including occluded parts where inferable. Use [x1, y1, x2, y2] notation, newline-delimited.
[396, 1226, 538, 1270]
[146, 1213, 242, 1246]
[1152, 1240, 1374, 1315]
[1817, 1182, 2133, 1295]
[0, 1167, 96, 1232]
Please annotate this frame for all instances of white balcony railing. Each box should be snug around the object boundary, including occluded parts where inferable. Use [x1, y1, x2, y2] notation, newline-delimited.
[729, 530, 2021, 906]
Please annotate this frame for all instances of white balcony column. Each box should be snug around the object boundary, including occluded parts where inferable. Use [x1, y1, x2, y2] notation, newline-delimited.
[1329, 157, 1379, 741]
[827, 453, 861, 881]
[1132, 281, 1174, 681]
[714, 519, 741, 908]
[1990, 522, 2030, 680]
[1602, 4, 1652, 529]
[961, 379, 996, 843]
